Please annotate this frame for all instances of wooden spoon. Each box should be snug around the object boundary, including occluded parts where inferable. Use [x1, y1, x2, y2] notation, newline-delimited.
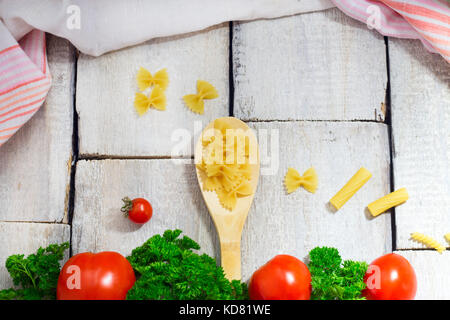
[194, 117, 260, 280]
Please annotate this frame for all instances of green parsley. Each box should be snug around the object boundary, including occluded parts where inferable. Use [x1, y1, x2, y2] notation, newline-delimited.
[308, 246, 368, 300]
[0, 242, 69, 300]
[126, 229, 248, 300]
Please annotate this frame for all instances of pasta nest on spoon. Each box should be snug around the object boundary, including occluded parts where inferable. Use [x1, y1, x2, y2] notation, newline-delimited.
[197, 119, 254, 211]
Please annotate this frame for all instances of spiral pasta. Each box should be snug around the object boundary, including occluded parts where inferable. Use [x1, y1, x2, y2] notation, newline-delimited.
[445, 233, 450, 244]
[410, 232, 446, 254]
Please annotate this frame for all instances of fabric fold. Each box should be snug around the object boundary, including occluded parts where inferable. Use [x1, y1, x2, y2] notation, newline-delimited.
[0, 23, 51, 148]
[0, 0, 336, 57]
[332, 0, 450, 62]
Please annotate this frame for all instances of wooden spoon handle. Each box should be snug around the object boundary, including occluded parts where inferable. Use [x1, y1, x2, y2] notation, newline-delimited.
[220, 240, 241, 280]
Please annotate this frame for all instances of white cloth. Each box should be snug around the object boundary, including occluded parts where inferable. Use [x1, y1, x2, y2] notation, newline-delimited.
[0, 0, 335, 56]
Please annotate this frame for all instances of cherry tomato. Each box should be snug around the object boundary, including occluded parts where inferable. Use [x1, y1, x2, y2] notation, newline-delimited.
[363, 253, 417, 300]
[57, 251, 136, 300]
[121, 197, 153, 224]
[249, 254, 311, 300]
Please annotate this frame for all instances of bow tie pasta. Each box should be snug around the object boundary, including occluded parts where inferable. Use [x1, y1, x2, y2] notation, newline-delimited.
[196, 118, 255, 211]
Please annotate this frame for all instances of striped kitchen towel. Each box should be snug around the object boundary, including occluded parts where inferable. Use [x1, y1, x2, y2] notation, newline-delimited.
[332, 0, 450, 62]
[0, 22, 51, 148]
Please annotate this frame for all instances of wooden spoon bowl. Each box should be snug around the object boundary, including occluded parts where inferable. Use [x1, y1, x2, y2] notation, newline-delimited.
[194, 117, 260, 280]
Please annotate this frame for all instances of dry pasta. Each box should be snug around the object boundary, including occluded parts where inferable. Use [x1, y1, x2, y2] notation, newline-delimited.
[136, 67, 169, 91]
[134, 85, 166, 116]
[410, 232, 445, 253]
[329, 167, 372, 210]
[367, 188, 408, 217]
[445, 233, 450, 244]
[196, 118, 253, 210]
[183, 80, 219, 114]
[284, 167, 318, 194]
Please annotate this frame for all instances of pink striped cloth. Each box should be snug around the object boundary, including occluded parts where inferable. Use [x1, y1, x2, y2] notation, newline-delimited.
[332, 0, 450, 62]
[0, 23, 51, 148]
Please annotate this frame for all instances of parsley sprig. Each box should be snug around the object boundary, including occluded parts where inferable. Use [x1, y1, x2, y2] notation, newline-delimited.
[126, 229, 248, 300]
[308, 246, 368, 300]
[0, 242, 69, 300]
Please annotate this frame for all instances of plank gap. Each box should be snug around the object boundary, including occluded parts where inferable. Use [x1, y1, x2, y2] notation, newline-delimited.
[229, 22, 234, 117]
[384, 37, 397, 252]
[396, 247, 449, 252]
[0, 220, 70, 225]
[79, 155, 194, 160]
[68, 48, 80, 257]
[244, 119, 387, 124]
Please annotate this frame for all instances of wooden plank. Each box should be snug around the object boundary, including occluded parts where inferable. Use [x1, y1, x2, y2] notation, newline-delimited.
[72, 159, 219, 260]
[0, 222, 70, 289]
[76, 24, 229, 158]
[233, 8, 387, 121]
[0, 36, 75, 222]
[395, 250, 450, 299]
[73, 121, 391, 281]
[389, 39, 450, 249]
[241, 121, 391, 279]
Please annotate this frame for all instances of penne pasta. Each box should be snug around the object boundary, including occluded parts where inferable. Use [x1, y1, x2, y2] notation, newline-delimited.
[330, 167, 372, 210]
[367, 188, 408, 217]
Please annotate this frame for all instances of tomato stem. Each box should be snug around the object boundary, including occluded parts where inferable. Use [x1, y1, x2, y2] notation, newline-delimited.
[121, 197, 133, 216]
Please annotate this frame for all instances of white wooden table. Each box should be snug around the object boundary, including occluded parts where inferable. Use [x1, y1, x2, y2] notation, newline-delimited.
[1, 9, 449, 299]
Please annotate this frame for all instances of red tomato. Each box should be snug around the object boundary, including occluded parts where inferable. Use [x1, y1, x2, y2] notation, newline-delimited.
[121, 197, 153, 224]
[363, 253, 417, 300]
[249, 254, 311, 300]
[57, 251, 136, 300]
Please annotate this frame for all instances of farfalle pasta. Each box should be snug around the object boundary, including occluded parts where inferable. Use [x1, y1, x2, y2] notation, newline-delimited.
[133, 67, 168, 116]
[136, 67, 169, 91]
[196, 118, 254, 210]
[183, 80, 218, 114]
[134, 85, 166, 115]
[284, 167, 318, 194]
